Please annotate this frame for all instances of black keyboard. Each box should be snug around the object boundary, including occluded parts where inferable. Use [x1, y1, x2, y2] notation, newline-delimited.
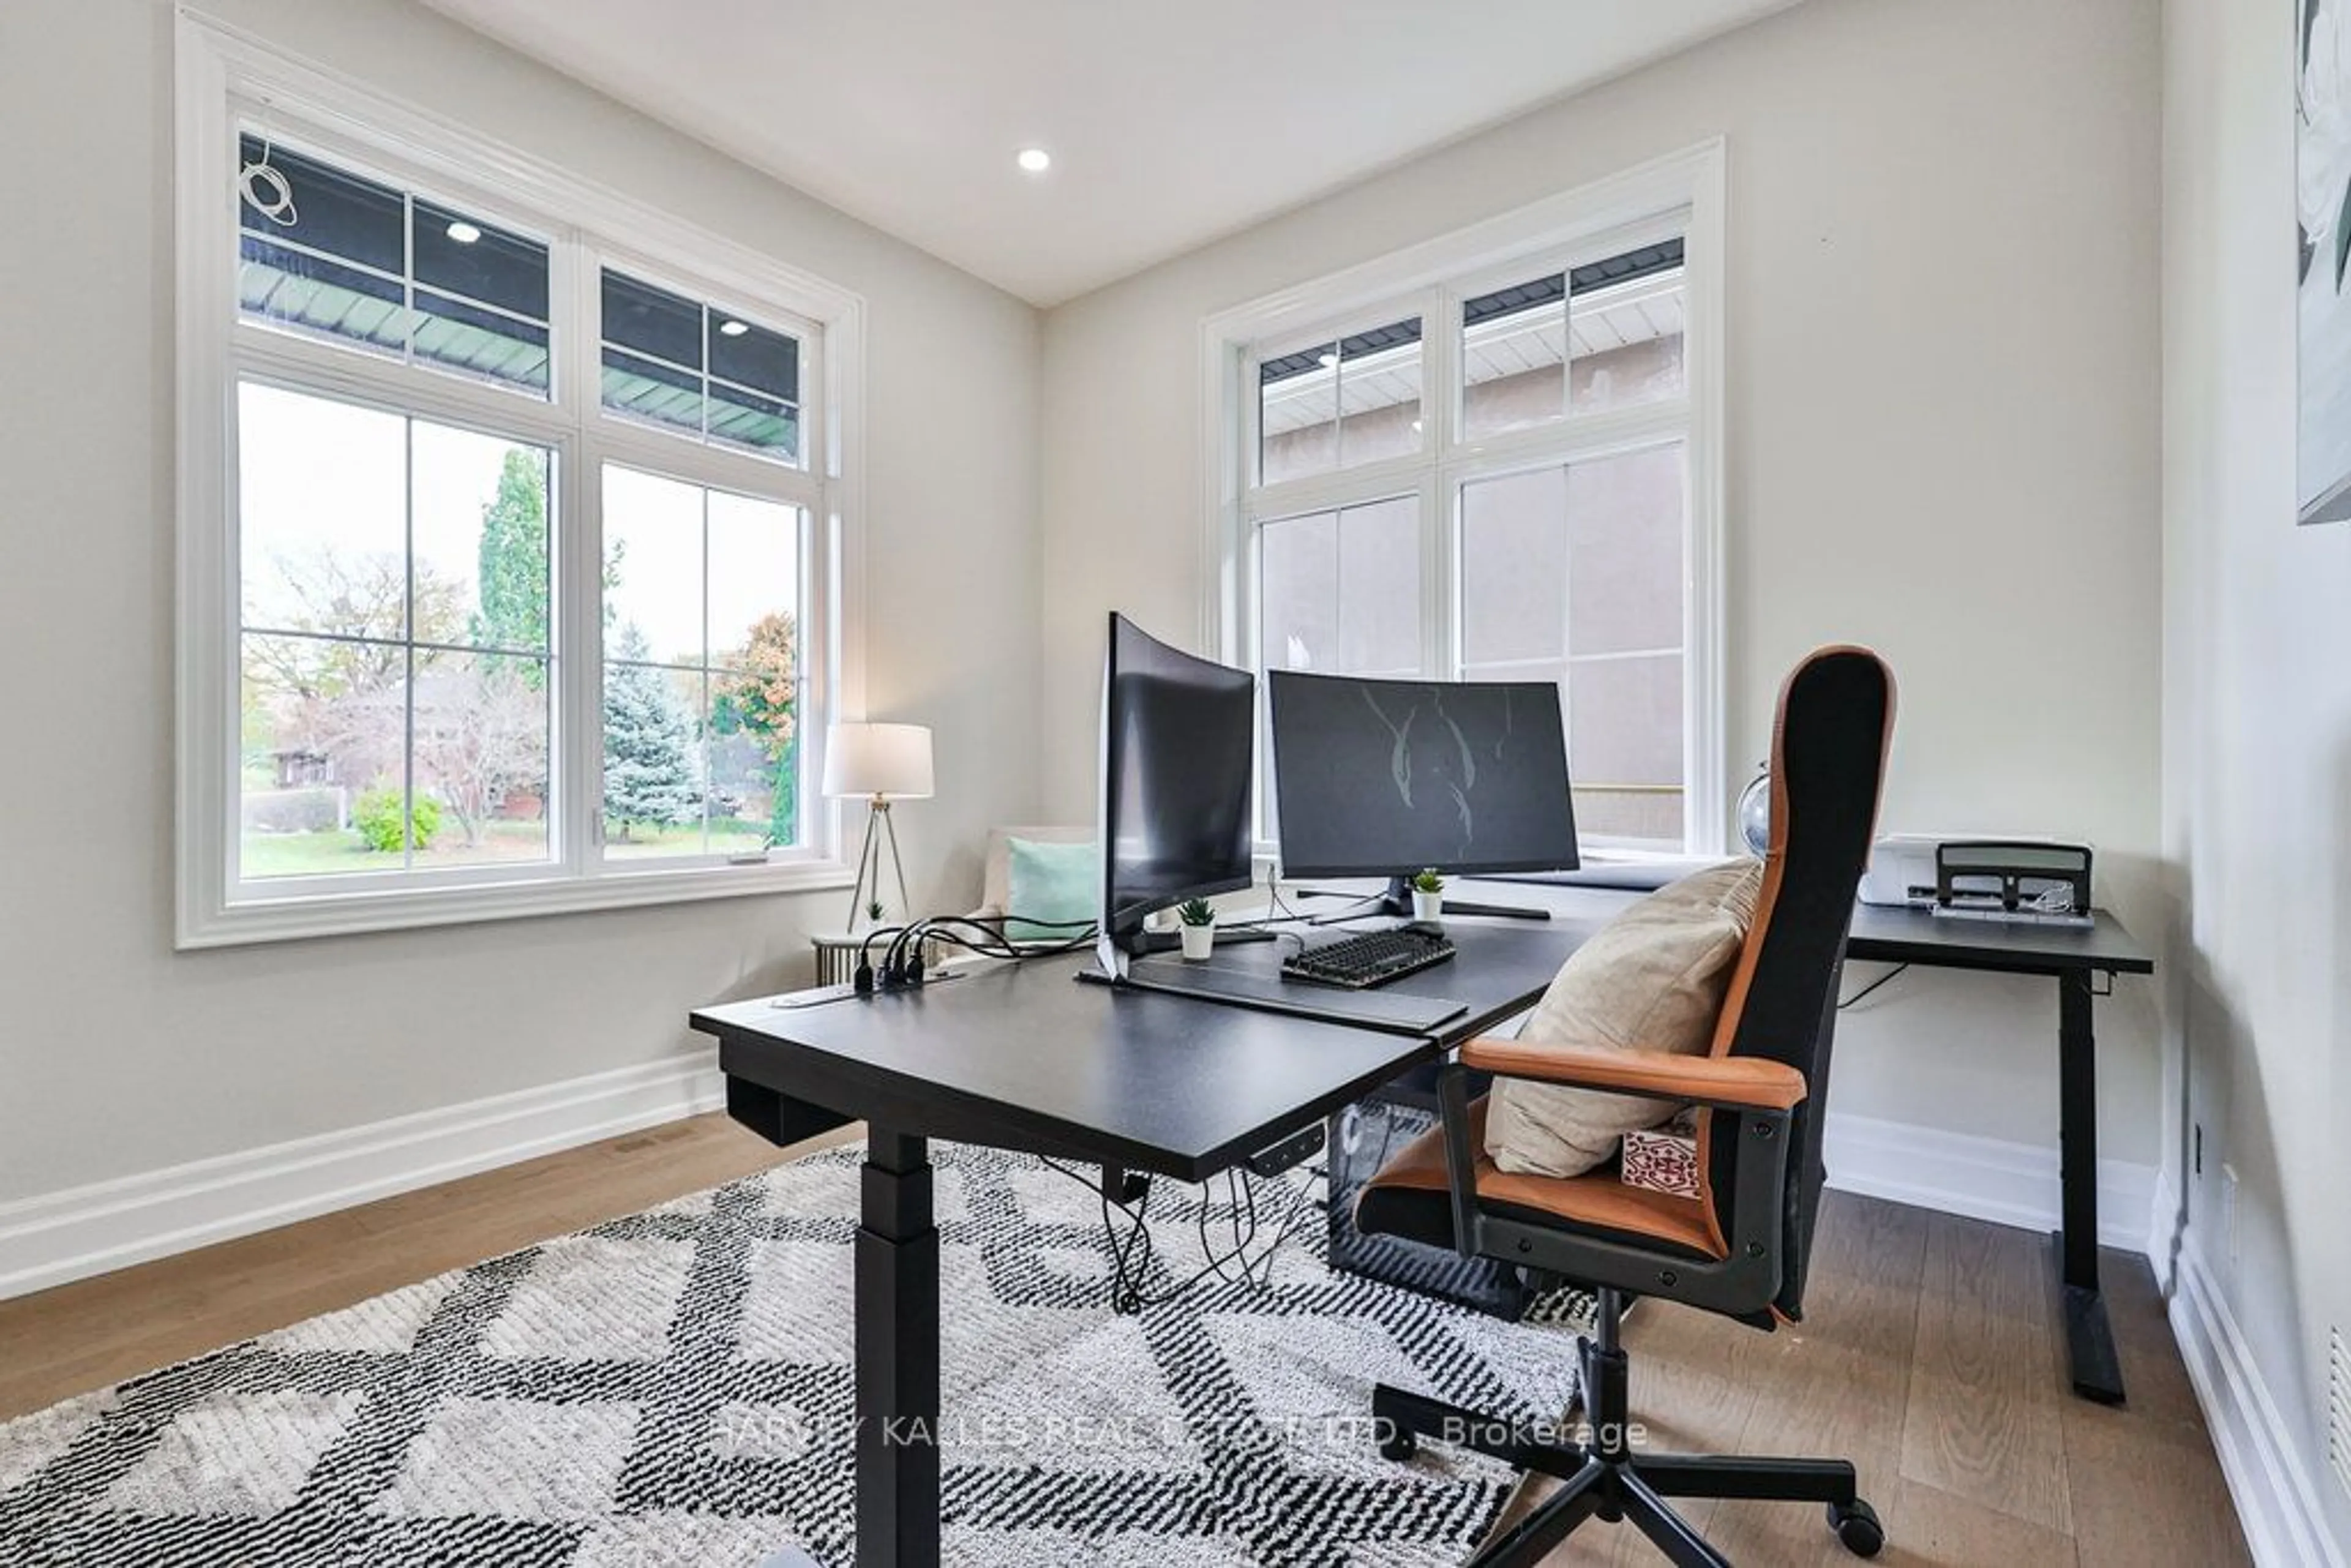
[1282, 926, 1457, 990]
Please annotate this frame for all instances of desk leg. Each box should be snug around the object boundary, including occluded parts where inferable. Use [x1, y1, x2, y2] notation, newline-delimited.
[857, 1126, 941, 1566]
[2056, 971, 2126, 1405]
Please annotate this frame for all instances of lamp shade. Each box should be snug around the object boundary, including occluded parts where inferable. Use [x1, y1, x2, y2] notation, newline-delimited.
[822, 722, 935, 800]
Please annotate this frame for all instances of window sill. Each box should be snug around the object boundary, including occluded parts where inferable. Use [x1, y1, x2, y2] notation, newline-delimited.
[178, 857, 857, 950]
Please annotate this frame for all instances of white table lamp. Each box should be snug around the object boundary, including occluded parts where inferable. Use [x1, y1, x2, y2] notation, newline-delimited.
[824, 722, 934, 929]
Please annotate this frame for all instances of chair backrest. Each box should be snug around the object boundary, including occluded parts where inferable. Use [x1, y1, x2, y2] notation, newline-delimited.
[1704, 647, 1895, 1321]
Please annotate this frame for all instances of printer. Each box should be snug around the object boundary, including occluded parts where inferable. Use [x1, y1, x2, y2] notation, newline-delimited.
[1859, 833, 2095, 923]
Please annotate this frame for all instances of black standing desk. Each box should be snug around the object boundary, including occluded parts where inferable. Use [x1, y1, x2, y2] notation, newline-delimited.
[1842, 905, 2154, 1405]
[1487, 875, 2159, 1405]
[691, 923, 1586, 1568]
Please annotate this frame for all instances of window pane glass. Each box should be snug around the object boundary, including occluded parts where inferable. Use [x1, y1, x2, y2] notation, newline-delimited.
[238, 137, 403, 274]
[413, 650, 551, 865]
[1338, 318, 1422, 468]
[1569, 653, 1683, 842]
[236, 139, 550, 397]
[603, 656, 707, 857]
[238, 384, 408, 640]
[1259, 500, 1419, 676]
[411, 200, 549, 321]
[413, 290, 551, 394]
[602, 466, 707, 667]
[1461, 466, 1569, 667]
[410, 424, 552, 655]
[1259, 343, 1338, 487]
[1335, 496, 1420, 673]
[239, 634, 405, 879]
[238, 236, 411, 356]
[600, 467, 801, 860]
[601, 271, 703, 369]
[1258, 318, 1423, 484]
[598, 270, 806, 468]
[1566, 445, 1684, 656]
[601, 347, 707, 440]
[708, 492, 800, 668]
[1259, 511, 1335, 671]
[708, 680, 790, 854]
[707, 381, 799, 460]
[708, 315, 799, 403]
[1570, 250, 1685, 415]
[1462, 274, 1566, 440]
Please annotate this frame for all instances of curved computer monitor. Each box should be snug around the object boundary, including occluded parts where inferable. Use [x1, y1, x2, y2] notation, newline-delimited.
[1098, 613, 1257, 955]
[1267, 670, 1580, 883]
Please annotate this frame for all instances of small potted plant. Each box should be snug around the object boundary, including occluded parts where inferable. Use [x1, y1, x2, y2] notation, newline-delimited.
[1410, 868, 1445, 924]
[1176, 896, 1217, 960]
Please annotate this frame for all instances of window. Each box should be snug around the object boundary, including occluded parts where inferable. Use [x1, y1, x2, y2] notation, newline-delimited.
[599, 467, 804, 860]
[239, 136, 553, 395]
[179, 21, 863, 945]
[1208, 146, 1723, 855]
[601, 269, 802, 460]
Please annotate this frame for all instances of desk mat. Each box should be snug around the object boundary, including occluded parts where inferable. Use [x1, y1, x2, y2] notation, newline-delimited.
[0, 1141, 1594, 1567]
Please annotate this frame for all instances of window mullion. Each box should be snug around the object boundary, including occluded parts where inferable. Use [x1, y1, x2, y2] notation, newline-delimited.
[1422, 470, 1451, 682]
[231, 331, 576, 446]
[566, 237, 606, 877]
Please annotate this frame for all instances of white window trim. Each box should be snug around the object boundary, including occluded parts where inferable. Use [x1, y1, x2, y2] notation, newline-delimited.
[174, 13, 869, 947]
[1199, 139, 1728, 859]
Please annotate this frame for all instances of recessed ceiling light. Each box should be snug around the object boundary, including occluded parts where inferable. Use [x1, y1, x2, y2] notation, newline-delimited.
[1318, 352, 1339, 368]
[445, 220, 482, 244]
[718, 318, 749, 337]
[1016, 148, 1052, 174]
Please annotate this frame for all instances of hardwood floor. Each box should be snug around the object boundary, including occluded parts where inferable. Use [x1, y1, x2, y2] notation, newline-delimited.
[0, 1113, 817, 1422]
[1505, 1191, 2250, 1566]
[0, 1120, 2248, 1565]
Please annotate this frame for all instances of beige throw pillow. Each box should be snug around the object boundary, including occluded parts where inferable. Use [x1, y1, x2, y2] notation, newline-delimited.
[1485, 858, 1765, 1179]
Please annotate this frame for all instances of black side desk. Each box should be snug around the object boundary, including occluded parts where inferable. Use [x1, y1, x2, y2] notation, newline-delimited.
[691, 923, 1586, 1568]
[1842, 906, 2154, 1405]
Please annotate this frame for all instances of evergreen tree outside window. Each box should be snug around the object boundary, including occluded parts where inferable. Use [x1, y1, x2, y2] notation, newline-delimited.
[602, 625, 703, 840]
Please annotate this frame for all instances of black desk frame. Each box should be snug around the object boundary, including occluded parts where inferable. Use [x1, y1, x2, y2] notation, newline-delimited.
[697, 925, 1585, 1568]
[1844, 913, 2152, 1405]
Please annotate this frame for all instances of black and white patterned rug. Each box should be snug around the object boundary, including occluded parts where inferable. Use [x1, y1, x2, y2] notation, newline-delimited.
[0, 1139, 1592, 1566]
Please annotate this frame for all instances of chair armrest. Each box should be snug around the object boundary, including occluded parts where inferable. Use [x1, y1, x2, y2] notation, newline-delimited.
[1458, 1039, 1807, 1111]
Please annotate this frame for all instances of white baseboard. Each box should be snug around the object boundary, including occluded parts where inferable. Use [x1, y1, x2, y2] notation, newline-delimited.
[0, 1081, 2157, 1302]
[2170, 1242, 2349, 1567]
[0, 1053, 725, 1301]
[1822, 1111, 2159, 1255]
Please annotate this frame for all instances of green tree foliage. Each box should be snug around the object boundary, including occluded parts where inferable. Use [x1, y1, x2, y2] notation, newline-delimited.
[354, 787, 441, 853]
[714, 611, 799, 846]
[603, 624, 702, 841]
[469, 449, 549, 685]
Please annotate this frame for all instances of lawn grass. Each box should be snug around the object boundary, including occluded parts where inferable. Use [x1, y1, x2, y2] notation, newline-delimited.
[240, 816, 776, 877]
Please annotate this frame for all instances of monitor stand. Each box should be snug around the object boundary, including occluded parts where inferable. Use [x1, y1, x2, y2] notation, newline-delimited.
[1294, 875, 1553, 922]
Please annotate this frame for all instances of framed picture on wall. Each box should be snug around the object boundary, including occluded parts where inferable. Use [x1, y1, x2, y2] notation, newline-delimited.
[2300, 0, 2351, 523]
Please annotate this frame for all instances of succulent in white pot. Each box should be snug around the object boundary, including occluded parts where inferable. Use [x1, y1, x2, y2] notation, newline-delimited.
[1177, 897, 1217, 960]
[1410, 868, 1445, 924]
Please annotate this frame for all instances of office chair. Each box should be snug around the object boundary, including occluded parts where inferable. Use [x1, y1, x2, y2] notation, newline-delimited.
[1354, 645, 1895, 1566]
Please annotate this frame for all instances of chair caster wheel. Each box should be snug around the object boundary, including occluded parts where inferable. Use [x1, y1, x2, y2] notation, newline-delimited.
[1378, 1429, 1417, 1463]
[1828, 1498, 1883, 1558]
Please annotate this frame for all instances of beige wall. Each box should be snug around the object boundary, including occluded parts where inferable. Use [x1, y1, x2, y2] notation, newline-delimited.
[2163, 0, 2351, 1549]
[1040, 0, 2166, 1163]
[0, 0, 1041, 1201]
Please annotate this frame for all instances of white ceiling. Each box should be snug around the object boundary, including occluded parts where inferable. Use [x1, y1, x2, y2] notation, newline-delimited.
[419, 0, 1797, 306]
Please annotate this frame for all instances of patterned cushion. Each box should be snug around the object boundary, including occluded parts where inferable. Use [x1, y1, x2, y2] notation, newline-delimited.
[1485, 858, 1763, 1178]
